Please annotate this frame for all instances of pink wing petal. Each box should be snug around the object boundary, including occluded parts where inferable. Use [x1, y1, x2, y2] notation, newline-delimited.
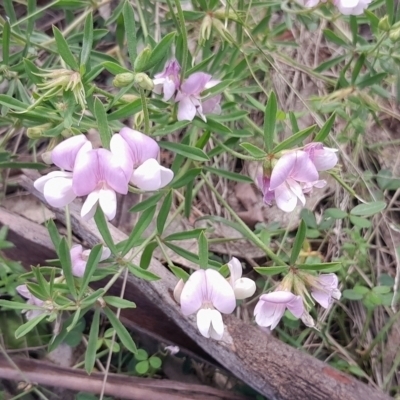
[286, 295, 305, 318]
[180, 269, 206, 316]
[274, 183, 298, 212]
[43, 176, 76, 207]
[159, 165, 174, 188]
[34, 171, 73, 193]
[259, 291, 298, 304]
[51, 135, 91, 170]
[202, 94, 222, 115]
[270, 152, 297, 190]
[206, 269, 236, 314]
[163, 79, 177, 101]
[312, 149, 338, 171]
[70, 245, 87, 277]
[16, 285, 31, 299]
[177, 96, 197, 121]
[196, 308, 213, 338]
[131, 159, 163, 190]
[181, 72, 212, 95]
[81, 190, 100, 220]
[311, 289, 331, 309]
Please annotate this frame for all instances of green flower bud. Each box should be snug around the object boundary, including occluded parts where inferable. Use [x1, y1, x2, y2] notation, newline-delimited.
[134, 72, 154, 91]
[200, 15, 213, 42]
[378, 15, 391, 31]
[26, 123, 53, 139]
[390, 27, 400, 42]
[134, 46, 152, 72]
[113, 72, 136, 88]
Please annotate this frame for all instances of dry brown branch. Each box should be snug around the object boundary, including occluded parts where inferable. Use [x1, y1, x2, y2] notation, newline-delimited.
[15, 173, 392, 400]
[0, 356, 249, 400]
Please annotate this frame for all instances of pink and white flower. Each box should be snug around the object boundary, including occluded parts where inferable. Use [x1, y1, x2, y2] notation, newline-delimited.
[153, 59, 181, 101]
[175, 72, 221, 122]
[70, 245, 111, 277]
[254, 291, 304, 330]
[180, 269, 236, 340]
[304, 142, 338, 171]
[334, 0, 371, 14]
[117, 128, 174, 190]
[257, 176, 275, 206]
[34, 135, 92, 208]
[72, 136, 131, 221]
[310, 273, 341, 309]
[269, 151, 319, 212]
[16, 285, 46, 320]
[227, 257, 256, 300]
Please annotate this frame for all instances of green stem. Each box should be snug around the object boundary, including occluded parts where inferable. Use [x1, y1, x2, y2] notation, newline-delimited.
[201, 172, 287, 266]
[171, 0, 188, 80]
[65, 204, 72, 247]
[140, 88, 150, 134]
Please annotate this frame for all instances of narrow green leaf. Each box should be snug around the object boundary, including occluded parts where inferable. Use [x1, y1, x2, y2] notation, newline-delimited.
[80, 244, 103, 297]
[80, 12, 94, 68]
[153, 121, 190, 136]
[15, 313, 48, 339]
[159, 142, 209, 161]
[349, 16, 358, 46]
[94, 98, 111, 149]
[170, 168, 202, 189]
[103, 306, 137, 353]
[240, 142, 266, 158]
[351, 54, 365, 84]
[127, 263, 161, 281]
[202, 80, 233, 97]
[104, 296, 136, 308]
[0, 95, 27, 111]
[52, 26, 79, 70]
[66, 309, 82, 332]
[325, 208, 347, 219]
[85, 308, 100, 374]
[289, 112, 299, 134]
[387, 0, 394, 23]
[170, 265, 190, 281]
[314, 113, 336, 142]
[290, 220, 307, 265]
[204, 166, 253, 183]
[123, 1, 137, 67]
[349, 215, 372, 228]
[94, 208, 118, 255]
[2, 20, 10, 66]
[254, 266, 289, 276]
[297, 262, 342, 272]
[157, 191, 172, 234]
[130, 192, 164, 213]
[264, 92, 277, 152]
[122, 206, 156, 256]
[0, 300, 43, 310]
[272, 126, 315, 154]
[140, 241, 158, 270]
[323, 29, 349, 47]
[145, 32, 176, 70]
[198, 232, 208, 269]
[0, 161, 46, 169]
[314, 54, 347, 73]
[102, 61, 131, 75]
[350, 201, 386, 217]
[193, 118, 232, 134]
[164, 229, 204, 241]
[58, 238, 77, 298]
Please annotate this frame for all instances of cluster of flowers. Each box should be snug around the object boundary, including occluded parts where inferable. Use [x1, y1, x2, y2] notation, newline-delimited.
[258, 143, 338, 212]
[152, 59, 221, 122]
[303, 0, 371, 15]
[34, 129, 173, 220]
[17, 245, 110, 320]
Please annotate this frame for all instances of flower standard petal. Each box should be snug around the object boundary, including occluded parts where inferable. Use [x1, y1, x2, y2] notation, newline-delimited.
[72, 150, 100, 196]
[119, 128, 160, 166]
[205, 269, 236, 314]
[270, 152, 297, 190]
[98, 149, 129, 195]
[43, 176, 76, 207]
[99, 188, 117, 221]
[100, 247, 112, 261]
[110, 134, 134, 182]
[289, 151, 319, 183]
[51, 135, 91, 170]
[311, 289, 331, 308]
[196, 308, 213, 338]
[181, 72, 212, 95]
[180, 269, 206, 316]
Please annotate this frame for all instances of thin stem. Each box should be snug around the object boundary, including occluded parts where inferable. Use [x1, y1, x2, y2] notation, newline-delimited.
[65, 204, 72, 247]
[140, 88, 150, 134]
[172, 0, 188, 80]
[201, 172, 287, 266]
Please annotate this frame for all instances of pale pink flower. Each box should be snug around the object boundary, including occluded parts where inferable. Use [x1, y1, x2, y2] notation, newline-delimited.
[269, 151, 319, 212]
[34, 135, 92, 207]
[254, 291, 304, 330]
[334, 0, 371, 14]
[310, 273, 341, 309]
[70, 245, 111, 277]
[16, 285, 46, 320]
[180, 269, 236, 340]
[227, 257, 256, 300]
[304, 142, 338, 171]
[72, 136, 131, 221]
[176, 72, 221, 122]
[257, 176, 275, 206]
[153, 59, 181, 101]
[117, 128, 173, 190]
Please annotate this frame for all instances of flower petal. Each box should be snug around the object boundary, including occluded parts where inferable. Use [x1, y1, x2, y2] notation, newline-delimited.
[70, 245, 87, 277]
[312, 148, 338, 171]
[233, 278, 256, 300]
[259, 291, 298, 304]
[290, 151, 319, 183]
[202, 94, 222, 115]
[131, 159, 173, 191]
[16, 285, 31, 299]
[72, 150, 100, 196]
[99, 188, 117, 220]
[43, 176, 76, 208]
[180, 270, 206, 316]
[110, 134, 134, 182]
[177, 96, 197, 121]
[227, 257, 242, 285]
[163, 79, 177, 101]
[196, 308, 213, 338]
[274, 183, 298, 212]
[205, 269, 236, 314]
[51, 135, 91, 170]
[81, 190, 100, 220]
[209, 309, 224, 340]
[181, 72, 211, 95]
[270, 152, 297, 190]
[100, 247, 112, 261]
[286, 295, 305, 318]
[311, 289, 331, 309]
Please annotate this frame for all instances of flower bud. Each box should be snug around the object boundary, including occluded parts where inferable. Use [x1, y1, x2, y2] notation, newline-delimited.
[134, 111, 144, 128]
[301, 311, 317, 329]
[134, 46, 152, 72]
[120, 94, 139, 103]
[390, 27, 400, 42]
[134, 72, 154, 91]
[378, 15, 391, 31]
[26, 123, 53, 139]
[173, 279, 185, 303]
[200, 15, 213, 42]
[41, 151, 53, 165]
[113, 72, 135, 88]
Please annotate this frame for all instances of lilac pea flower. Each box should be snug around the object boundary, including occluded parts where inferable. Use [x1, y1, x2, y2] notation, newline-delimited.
[153, 59, 181, 101]
[176, 72, 221, 122]
[304, 142, 338, 171]
[16, 285, 46, 320]
[334, 0, 371, 14]
[180, 269, 236, 340]
[227, 257, 256, 300]
[72, 138, 131, 221]
[254, 291, 304, 330]
[34, 135, 92, 208]
[257, 176, 275, 206]
[70, 244, 112, 277]
[117, 128, 174, 191]
[269, 151, 319, 212]
[310, 273, 341, 309]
